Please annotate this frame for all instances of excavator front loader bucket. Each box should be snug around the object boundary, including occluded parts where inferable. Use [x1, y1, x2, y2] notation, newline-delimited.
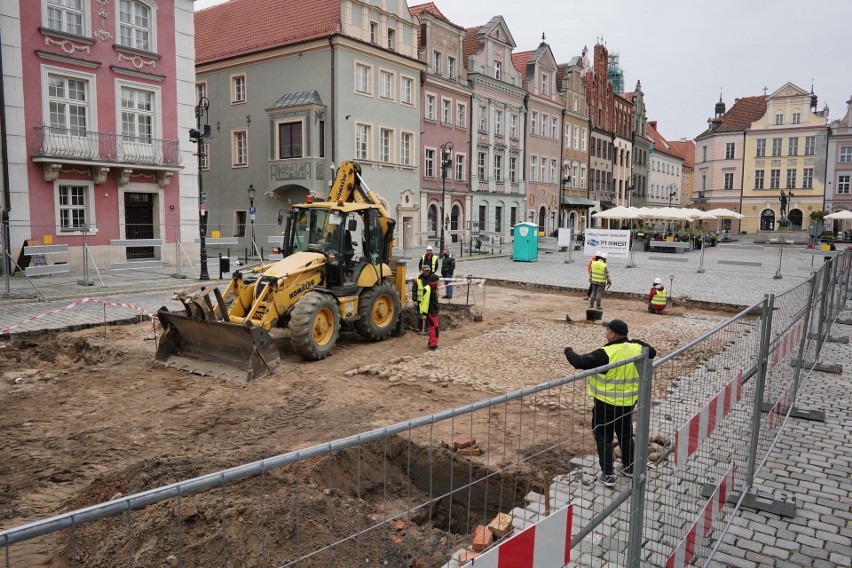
[155, 308, 280, 382]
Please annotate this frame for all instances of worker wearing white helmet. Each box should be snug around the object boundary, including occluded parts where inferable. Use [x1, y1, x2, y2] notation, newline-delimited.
[588, 251, 612, 310]
[419, 244, 438, 272]
[648, 277, 668, 314]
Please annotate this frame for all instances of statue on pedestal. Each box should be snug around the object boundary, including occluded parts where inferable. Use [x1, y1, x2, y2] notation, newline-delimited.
[779, 191, 788, 218]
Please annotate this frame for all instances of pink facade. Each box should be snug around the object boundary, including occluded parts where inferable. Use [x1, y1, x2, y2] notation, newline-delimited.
[13, 0, 190, 250]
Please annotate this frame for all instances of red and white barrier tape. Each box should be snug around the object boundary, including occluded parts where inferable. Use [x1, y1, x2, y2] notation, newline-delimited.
[1, 297, 155, 335]
[674, 371, 743, 467]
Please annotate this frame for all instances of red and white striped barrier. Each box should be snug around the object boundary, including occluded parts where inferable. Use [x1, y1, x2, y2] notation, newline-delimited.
[772, 321, 803, 367]
[674, 371, 743, 467]
[467, 505, 573, 568]
[666, 463, 735, 568]
[0, 297, 155, 335]
[768, 383, 793, 432]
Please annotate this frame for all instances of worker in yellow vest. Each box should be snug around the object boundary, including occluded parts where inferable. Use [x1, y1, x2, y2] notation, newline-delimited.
[648, 277, 668, 313]
[564, 319, 656, 487]
[411, 266, 432, 334]
[588, 252, 612, 309]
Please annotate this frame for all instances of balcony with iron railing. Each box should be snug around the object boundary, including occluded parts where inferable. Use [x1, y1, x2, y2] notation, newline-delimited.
[32, 126, 181, 169]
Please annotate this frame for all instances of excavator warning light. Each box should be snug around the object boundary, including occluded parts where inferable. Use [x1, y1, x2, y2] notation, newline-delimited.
[306, 194, 314, 203]
[337, 199, 344, 206]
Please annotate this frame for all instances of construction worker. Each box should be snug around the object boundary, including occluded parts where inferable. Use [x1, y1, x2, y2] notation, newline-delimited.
[419, 245, 439, 272]
[424, 273, 440, 350]
[564, 319, 656, 487]
[440, 248, 456, 299]
[648, 277, 668, 314]
[589, 252, 612, 310]
[411, 266, 432, 334]
[583, 250, 601, 301]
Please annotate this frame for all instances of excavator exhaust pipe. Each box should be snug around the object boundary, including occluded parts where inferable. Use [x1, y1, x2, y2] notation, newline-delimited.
[155, 308, 280, 383]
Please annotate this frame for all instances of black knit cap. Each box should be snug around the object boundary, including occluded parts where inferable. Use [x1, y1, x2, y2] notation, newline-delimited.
[602, 319, 628, 335]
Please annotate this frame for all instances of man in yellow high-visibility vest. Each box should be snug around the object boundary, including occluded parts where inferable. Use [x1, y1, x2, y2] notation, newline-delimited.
[648, 277, 668, 313]
[588, 252, 612, 309]
[564, 319, 656, 487]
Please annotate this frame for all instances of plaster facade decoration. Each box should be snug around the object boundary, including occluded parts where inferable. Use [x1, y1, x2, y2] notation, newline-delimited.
[93, 166, 110, 185]
[93, 0, 114, 42]
[118, 52, 158, 69]
[44, 36, 91, 55]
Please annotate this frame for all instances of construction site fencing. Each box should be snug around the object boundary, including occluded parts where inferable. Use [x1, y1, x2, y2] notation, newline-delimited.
[1, 252, 849, 568]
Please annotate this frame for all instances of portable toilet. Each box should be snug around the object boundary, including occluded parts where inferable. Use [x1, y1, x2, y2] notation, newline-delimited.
[512, 222, 539, 262]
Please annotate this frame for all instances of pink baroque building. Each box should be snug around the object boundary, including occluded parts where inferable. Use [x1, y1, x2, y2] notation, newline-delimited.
[409, 2, 471, 250]
[826, 95, 852, 231]
[1, 0, 196, 270]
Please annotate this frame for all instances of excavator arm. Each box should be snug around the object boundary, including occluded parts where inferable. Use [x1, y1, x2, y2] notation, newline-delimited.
[327, 161, 395, 237]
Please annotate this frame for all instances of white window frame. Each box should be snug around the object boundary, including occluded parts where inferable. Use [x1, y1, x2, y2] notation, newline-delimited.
[425, 92, 437, 121]
[231, 73, 246, 104]
[775, 112, 783, 125]
[400, 131, 413, 166]
[433, 50, 442, 75]
[448, 56, 456, 79]
[494, 109, 503, 135]
[581, 128, 587, 151]
[41, 65, 98, 135]
[551, 117, 558, 140]
[838, 174, 851, 194]
[369, 21, 378, 44]
[510, 113, 517, 139]
[541, 73, 548, 96]
[725, 142, 735, 160]
[494, 153, 503, 182]
[573, 127, 579, 149]
[771, 138, 782, 157]
[494, 61, 501, 80]
[477, 151, 487, 180]
[54, 180, 96, 234]
[355, 123, 371, 160]
[754, 169, 764, 189]
[400, 75, 414, 106]
[802, 168, 813, 188]
[456, 102, 467, 128]
[379, 69, 394, 100]
[117, 0, 157, 53]
[441, 97, 452, 124]
[200, 142, 210, 170]
[116, 79, 161, 143]
[232, 129, 248, 167]
[425, 147, 436, 178]
[195, 81, 207, 102]
[44, 0, 89, 37]
[756, 138, 766, 157]
[792, 111, 801, 124]
[540, 113, 548, 137]
[804, 136, 815, 155]
[550, 159, 557, 184]
[478, 105, 487, 132]
[354, 62, 372, 96]
[788, 137, 798, 156]
[840, 146, 852, 163]
[531, 111, 537, 135]
[387, 27, 396, 50]
[530, 155, 537, 182]
[564, 123, 571, 147]
[540, 157, 546, 183]
[455, 152, 466, 181]
[379, 127, 393, 163]
[509, 156, 517, 183]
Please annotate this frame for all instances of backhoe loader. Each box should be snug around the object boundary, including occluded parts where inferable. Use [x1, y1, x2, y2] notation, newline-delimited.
[155, 161, 407, 382]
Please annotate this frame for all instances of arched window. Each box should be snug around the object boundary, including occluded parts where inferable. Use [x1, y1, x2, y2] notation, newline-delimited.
[117, 0, 156, 52]
[537, 206, 546, 233]
[450, 204, 461, 243]
[427, 204, 438, 234]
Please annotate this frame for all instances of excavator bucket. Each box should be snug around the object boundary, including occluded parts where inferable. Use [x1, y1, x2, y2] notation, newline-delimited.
[155, 308, 280, 383]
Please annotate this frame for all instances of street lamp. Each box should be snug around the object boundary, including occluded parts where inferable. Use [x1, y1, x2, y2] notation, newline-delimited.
[189, 97, 213, 280]
[247, 184, 257, 262]
[667, 183, 678, 235]
[439, 141, 453, 252]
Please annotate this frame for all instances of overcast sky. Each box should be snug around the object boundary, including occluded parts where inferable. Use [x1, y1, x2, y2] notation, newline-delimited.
[193, 0, 851, 141]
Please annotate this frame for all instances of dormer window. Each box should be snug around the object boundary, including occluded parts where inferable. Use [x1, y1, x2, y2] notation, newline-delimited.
[494, 61, 501, 80]
[387, 28, 396, 51]
[541, 74, 548, 95]
[369, 21, 377, 44]
[775, 112, 783, 125]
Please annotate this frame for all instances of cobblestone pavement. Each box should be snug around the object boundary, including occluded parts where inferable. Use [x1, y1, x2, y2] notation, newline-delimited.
[1, 249, 849, 567]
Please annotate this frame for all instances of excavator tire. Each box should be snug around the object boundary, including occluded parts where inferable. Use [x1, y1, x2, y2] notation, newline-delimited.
[354, 281, 400, 341]
[290, 291, 341, 360]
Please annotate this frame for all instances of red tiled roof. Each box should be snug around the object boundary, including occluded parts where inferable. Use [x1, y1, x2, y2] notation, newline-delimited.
[409, 2, 458, 27]
[462, 26, 482, 69]
[668, 140, 696, 168]
[195, 0, 341, 65]
[647, 122, 682, 160]
[623, 91, 634, 102]
[511, 50, 532, 74]
[696, 95, 767, 138]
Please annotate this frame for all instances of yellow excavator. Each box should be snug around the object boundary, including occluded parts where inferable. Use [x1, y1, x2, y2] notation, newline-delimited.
[155, 161, 407, 382]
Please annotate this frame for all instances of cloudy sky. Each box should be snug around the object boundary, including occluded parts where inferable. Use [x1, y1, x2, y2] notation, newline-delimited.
[193, 0, 851, 141]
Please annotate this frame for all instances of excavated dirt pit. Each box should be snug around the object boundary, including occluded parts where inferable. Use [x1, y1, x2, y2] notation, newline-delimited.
[0, 284, 743, 566]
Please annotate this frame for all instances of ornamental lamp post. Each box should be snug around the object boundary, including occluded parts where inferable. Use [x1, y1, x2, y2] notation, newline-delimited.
[247, 184, 257, 262]
[189, 97, 213, 280]
[439, 141, 453, 252]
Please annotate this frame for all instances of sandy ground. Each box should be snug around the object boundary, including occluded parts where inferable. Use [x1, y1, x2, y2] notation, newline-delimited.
[0, 285, 736, 566]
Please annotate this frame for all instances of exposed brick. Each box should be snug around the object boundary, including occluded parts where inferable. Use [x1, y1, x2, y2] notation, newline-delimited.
[472, 524, 493, 552]
[488, 512, 513, 538]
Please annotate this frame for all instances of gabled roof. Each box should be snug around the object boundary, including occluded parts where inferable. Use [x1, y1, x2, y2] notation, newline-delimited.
[695, 95, 767, 139]
[409, 2, 460, 28]
[511, 50, 532, 74]
[195, 0, 340, 65]
[769, 82, 809, 99]
[462, 26, 482, 69]
[668, 139, 695, 168]
[647, 122, 682, 160]
[268, 90, 323, 110]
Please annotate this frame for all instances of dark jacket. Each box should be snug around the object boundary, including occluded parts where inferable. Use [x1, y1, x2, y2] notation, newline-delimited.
[419, 253, 438, 272]
[427, 280, 439, 315]
[411, 273, 431, 303]
[441, 253, 456, 277]
[564, 337, 656, 370]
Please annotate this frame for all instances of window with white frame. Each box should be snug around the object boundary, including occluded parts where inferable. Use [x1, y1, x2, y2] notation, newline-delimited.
[442, 98, 451, 124]
[788, 137, 798, 156]
[57, 183, 91, 231]
[195, 82, 207, 102]
[47, 72, 89, 136]
[433, 51, 442, 75]
[804, 136, 815, 155]
[792, 111, 801, 124]
[387, 28, 395, 50]
[573, 127, 579, 149]
[425, 94, 436, 120]
[531, 111, 537, 135]
[786, 169, 796, 189]
[550, 159, 557, 183]
[380, 70, 393, 99]
[477, 151, 486, 179]
[840, 146, 852, 163]
[552, 117, 558, 140]
[540, 158, 546, 183]
[400, 76, 413, 105]
[494, 61, 501, 80]
[355, 63, 371, 95]
[771, 138, 782, 157]
[564, 123, 571, 147]
[46, 0, 86, 36]
[369, 21, 378, 44]
[509, 156, 517, 183]
[754, 169, 764, 189]
[200, 142, 210, 170]
[725, 142, 735, 159]
[802, 168, 813, 188]
[118, 0, 153, 52]
[448, 56, 456, 79]
[580, 166, 586, 188]
[530, 155, 537, 182]
[478, 105, 487, 131]
[541, 74, 548, 96]
[581, 128, 587, 151]
[724, 172, 734, 189]
[455, 153, 465, 180]
[456, 102, 466, 128]
[356, 124, 370, 160]
[400, 132, 412, 166]
[232, 130, 248, 166]
[120, 86, 154, 143]
[540, 114, 547, 136]
[838, 175, 850, 194]
[231, 74, 246, 103]
[775, 112, 783, 125]
[756, 138, 766, 157]
[425, 148, 435, 178]
[494, 154, 503, 182]
[495, 109, 503, 135]
[495, 206, 502, 233]
[380, 128, 393, 163]
[770, 169, 780, 189]
[510, 113, 517, 138]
